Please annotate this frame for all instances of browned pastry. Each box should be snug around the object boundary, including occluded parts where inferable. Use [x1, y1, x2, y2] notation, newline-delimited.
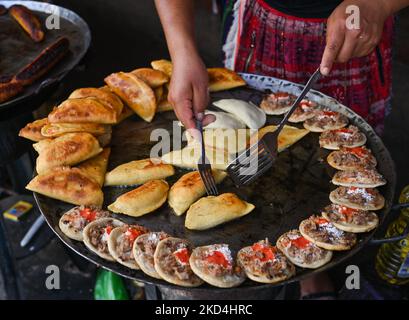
[0, 81, 24, 103]
[14, 37, 70, 86]
[9, 5, 44, 42]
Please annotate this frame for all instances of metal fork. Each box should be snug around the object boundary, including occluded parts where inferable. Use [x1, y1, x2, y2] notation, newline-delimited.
[196, 119, 219, 196]
[227, 68, 322, 187]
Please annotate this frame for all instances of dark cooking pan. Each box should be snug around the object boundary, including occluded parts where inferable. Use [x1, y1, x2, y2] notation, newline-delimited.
[34, 73, 402, 296]
[0, 1, 91, 115]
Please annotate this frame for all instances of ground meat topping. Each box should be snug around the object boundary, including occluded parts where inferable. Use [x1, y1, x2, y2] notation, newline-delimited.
[306, 110, 348, 130]
[89, 222, 115, 253]
[302, 216, 356, 246]
[260, 92, 296, 111]
[135, 232, 169, 267]
[61, 206, 109, 231]
[333, 169, 386, 186]
[195, 244, 237, 277]
[280, 230, 328, 264]
[319, 125, 365, 147]
[322, 204, 377, 225]
[336, 186, 382, 206]
[239, 239, 293, 279]
[330, 146, 377, 169]
[116, 225, 148, 261]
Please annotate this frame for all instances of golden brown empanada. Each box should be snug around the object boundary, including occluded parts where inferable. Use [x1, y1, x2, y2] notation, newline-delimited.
[185, 193, 255, 230]
[104, 72, 156, 122]
[108, 179, 169, 217]
[48, 98, 117, 124]
[19, 118, 49, 142]
[131, 68, 169, 88]
[69, 87, 124, 117]
[36, 132, 102, 174]
[207, 68, 246, 92]
[41, 122, 110, 138]
[26, 167, 103, 207]
[104, 158, 174, 186]
[168, 170, 227, 216]
[150, 59, 173, 77]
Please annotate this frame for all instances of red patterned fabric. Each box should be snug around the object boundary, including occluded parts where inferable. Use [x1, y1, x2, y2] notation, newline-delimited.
[233, 0, 393, 134]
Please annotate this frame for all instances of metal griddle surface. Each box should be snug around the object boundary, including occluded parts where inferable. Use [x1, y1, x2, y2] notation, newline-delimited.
[0, 1, 90, 111]
[34, 75, 396, 293]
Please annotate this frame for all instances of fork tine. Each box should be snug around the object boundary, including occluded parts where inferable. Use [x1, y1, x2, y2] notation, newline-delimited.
[199, 170, 213, 195]
[201, 170, 217, 195]
[204, 168, 218, 195]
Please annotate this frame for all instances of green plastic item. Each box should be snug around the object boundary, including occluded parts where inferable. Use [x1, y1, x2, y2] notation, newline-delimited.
[94, 269, 129, 300]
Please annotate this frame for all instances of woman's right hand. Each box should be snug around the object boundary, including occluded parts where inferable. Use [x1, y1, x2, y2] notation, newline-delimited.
[168, 51, 215, 130]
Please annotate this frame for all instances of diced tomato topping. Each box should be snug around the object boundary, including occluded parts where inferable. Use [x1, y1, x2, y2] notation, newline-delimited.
[338, 206, 357, 216]
[104, 225, 113, 235]
[348, 147, 367, 157]
[315, 217, 329, 225]
[79, 208, 97, 221]
[291, 236, 310, 249]
[251, 243, 275, 262]
[323, 111, 337, 116]
[335, 128, 352, 134]
[299, 101, 313, 108]
[173, 248, 190, 264]
[125, 228, 145, 242]
[205, 251, 231, 268]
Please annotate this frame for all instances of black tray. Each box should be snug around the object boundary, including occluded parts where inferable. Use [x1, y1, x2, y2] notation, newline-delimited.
[34, 74, 396, 294]
[0, 1, 91, 114]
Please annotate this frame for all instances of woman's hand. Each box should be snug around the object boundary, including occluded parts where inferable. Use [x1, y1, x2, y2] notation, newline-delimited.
[154, 0, 215, 130]
[320, 0, 392, 75]
[169, 52, 214, 130]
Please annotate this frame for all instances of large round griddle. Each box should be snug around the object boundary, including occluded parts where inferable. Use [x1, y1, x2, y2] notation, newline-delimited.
[0, 1, 91, 114]
[34, 73, 396, 294]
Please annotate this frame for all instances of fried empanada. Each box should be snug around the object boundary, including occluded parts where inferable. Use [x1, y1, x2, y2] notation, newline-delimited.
[168, 170, 227, 216]
[150, 59, 173, 77]
[41, 122, 110, 138]
[36, 132, 102, 174]
[19, 118, 49, 142]
[108, 180, 169, 217]
[26, 167, 104, 207]
[104, 72, 156, 122]
[48, 98, 117, 124]
[161, 145, 233, 171]
[207, 68, 246, 92]
[185, 193, 255, 230]
[104, 158, 174, 186]
[131, 68, 169, 88]
[69, 87, 123, 117]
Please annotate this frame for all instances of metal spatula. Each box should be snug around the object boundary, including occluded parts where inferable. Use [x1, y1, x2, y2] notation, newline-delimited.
[227, 68, 322, 187]
[196, 119, 219, 196]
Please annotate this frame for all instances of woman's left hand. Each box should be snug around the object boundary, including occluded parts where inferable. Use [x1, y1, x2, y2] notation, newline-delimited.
[320, 0, 391, 75]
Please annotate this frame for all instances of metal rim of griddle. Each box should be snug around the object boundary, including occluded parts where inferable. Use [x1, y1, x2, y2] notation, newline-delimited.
[0, 0, 91, 112]
[33, 73, 397, 293]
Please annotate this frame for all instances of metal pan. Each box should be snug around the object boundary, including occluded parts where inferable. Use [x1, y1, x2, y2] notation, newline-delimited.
[34, 73, 397, 294]
[0, 1, 91, 114]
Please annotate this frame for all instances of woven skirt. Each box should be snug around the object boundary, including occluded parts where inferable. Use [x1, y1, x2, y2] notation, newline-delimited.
[223, 0, 394, 134]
